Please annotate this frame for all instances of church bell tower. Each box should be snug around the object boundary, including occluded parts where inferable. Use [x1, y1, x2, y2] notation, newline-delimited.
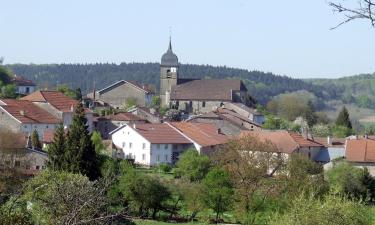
[160, 38, 179, 107]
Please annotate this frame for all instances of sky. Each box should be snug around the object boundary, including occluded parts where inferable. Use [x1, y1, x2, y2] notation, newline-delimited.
[0, 0, 374, 78]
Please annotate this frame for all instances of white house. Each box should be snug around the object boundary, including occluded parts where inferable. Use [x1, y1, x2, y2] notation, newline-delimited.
[111, 123, 193, 166]
[12, 75, 36, 95]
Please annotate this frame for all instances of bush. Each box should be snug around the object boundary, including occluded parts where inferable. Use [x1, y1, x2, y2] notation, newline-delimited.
[155, 163, 172, 173]
[173, 149, 211, 182]
[271, 194, 371, 225]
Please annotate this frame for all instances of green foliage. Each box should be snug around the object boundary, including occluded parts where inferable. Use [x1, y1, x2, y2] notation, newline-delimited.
[0, 84, 16, 98]
[124, 97, 138, 110]
[91, 131, 106, 154]
[303, 100, 318, 128]
[0, 65, 13, 85]
[356, 95, 373, 108]
[151, 96, 161, 109]
[0, 197, 32, 225]
[326, 162, 368, 199]
[155, 163, 172, 174]
[174, 149, 211, 182]
[312, 124, 331, 137]
[31, 130, 41, 149]
[64, 103, 100, 180]
[56, 84, 77, 99]
[46, 124, 65, 170]
[179, 181, 205, 220]
[202, 168, 233, 221]
[336, 106, 352, 129]
[23, 170, 129, 225]
[262, 114, 300, 131]
[332, 125, 353, 138]
[271, 194, 371, 225]
[118, 168, 171, 218]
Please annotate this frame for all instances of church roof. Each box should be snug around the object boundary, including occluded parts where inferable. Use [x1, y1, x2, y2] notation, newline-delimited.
[171, 79, 247, 101]
[161, 39, 178, 67]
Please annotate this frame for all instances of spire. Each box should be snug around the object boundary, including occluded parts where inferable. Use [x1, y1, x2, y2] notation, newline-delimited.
[168, 27, 172, 51]
[168, 36, 172, 51]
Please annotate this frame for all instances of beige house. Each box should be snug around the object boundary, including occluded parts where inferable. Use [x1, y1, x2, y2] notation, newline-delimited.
[87, 80, 154, 109]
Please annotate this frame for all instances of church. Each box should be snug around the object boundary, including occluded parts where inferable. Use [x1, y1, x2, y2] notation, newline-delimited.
[160, 39, 249, 114]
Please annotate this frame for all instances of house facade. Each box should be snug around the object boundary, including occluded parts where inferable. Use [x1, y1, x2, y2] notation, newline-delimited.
[111, 123, 193, 166]
[94, 112, 147, 139]
[241, 130, 324, 161]
[0, 99, 60, 139]
[21, 91, 94, 132]
[167, 122, 229, 154]
[87, 80, 154, 109]
[12, 75, 36, 95]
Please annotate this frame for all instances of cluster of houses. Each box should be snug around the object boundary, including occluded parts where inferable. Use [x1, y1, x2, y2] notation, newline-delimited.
[1, 40, 375, 176]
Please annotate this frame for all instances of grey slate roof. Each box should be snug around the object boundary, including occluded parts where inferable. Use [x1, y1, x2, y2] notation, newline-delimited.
[161, 40, 178, 67]
[171, 79, 247, 101]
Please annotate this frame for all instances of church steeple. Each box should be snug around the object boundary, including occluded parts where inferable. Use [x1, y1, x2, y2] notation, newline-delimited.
[160, 36, 179, 107]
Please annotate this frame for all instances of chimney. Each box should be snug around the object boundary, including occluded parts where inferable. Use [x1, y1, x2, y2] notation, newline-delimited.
[20, 110, 25, 116]
[327, 136, 332, 146]
[365, 134, 369, 139]
[217, 128, 222, 134]
[133, 123, 136, 129]
[70, 105, 74, 112]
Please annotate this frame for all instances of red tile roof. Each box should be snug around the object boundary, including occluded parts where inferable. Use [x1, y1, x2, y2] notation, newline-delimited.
[21, 91, 81, 113]
[12, 75, 36, 86]
[169, 122, 229, 147]
[133, 123, 191, 144]
[346, 139, 375, 162]
[241, 130, 323, 154]
[42, 128, 68, 143]
[0, 99, 60, 124]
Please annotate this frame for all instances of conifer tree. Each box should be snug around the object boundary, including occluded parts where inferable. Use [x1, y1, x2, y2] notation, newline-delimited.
[304, 100, 317, 128]
[336, 106, 352, 129]
[31, 130, 41, 149]
[46, 124, 66, 170]
[65, 102, 100, 180]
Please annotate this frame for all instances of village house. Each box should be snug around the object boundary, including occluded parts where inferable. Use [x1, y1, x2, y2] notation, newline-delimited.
[241, 130, 324, 161]
[167, 122, 229, 154]
[111, 123, 193, 166]
[159, 39, 252, 113]
[12, 75, 36, 95]
[187, 108, 262, 136]
[94, 112, 147, 139]
[314, 137, 345, 166]
[21, 90, 94, 132]
[128, 106, 162, 124]
[223, 102, 265, 125]
[86, 80, 154, 109]
[345, 137, 375, 175]
[0, 133, 48, 175]
[0, 99, 60, 139]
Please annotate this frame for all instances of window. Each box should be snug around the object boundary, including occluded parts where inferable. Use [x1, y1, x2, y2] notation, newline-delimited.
[173, 144, 178, 150]
[157, 155, 160, 162]
[129, 143, 132, 149]
[46, 125, 49, 128]
[122, 142, 126, 148]
[165, 154, 168, 161]
[157, 144, 160, 149]
[164, 144, 168, 149]
[142, 143, 146, 149]
[36, 165, 40, 170]
[142, 154, 146, 160]
[202, 101, 206, 107]
[26, 87, 30, 93]
[15, 161, 21, 167]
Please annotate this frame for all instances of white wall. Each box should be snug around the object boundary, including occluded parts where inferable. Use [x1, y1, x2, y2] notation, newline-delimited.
[111, 125, 151, 165]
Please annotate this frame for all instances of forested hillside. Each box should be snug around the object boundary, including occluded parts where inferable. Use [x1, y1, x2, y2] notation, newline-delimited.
[7, 63, 332, 104]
